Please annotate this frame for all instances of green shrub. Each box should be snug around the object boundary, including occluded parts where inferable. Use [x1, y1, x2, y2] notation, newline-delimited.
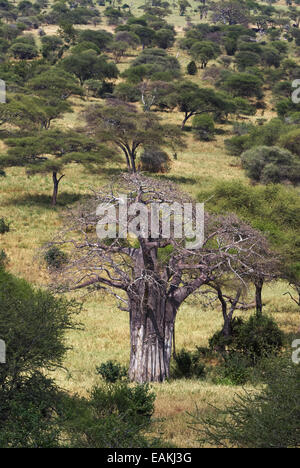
[213, 352, 251, 386]
[0, 269, 79, 448]
[0, 373, 64, 448]
[64, 382, 158, 448]
[0, 218, 10, 234]
[187, 60, 197, 75]
[96, 360, 128, 383]
[241, 146, 300, 184]
[235, 315, 284, 363]
[172, 348, 206, 379]
[210, 315, 284, 365]
[209, 318, 244, 352]
[140, 147, 171, 173]
[0, 250, 8, 269]
[190, 354, 300, 447]
[224, 134, 249, 156]
[192, 114, 215, 141]
[44, 246, 68, 270]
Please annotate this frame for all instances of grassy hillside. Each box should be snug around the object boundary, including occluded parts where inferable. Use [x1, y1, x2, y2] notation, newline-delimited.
[0, 0, 299, 447]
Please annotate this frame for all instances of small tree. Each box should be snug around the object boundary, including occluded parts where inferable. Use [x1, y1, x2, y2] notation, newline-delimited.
[0, 268, 79, 447]
[61, 50, 118, 86]
[187, 60, 197, 75]
[0, 130, 113, 205]
[84, 100, 183, 173]
[192, 114, 215, 141]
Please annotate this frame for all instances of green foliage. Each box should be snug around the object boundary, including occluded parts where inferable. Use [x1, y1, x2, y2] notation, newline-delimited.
[187, 60, 197, 75]
[225, 118, 285, 156]
[0, 269, 80, 447]
[192, 114, 215, 141]
[212, 352, 251, 386]
[0, 217, 10, 234]
[280, 128, 300, 157]
[172, 348, 206, 379]
[44, 246, 68, 270]
[210, 315, 284, 365]
[64, 381, 157, 448]
[0, 373, 64, 448]
[191, 354, 300, 447]
[96, 360, 128, 383]
[0, 249, 8, 268]
[125, 48, 181, 83]
[140, 147, 171, 173]
[10, 42, 38, 60]
[234, 315, 284, 363]
[221, 72, 263, 99]
[241, 146, 300, 184]
[198, 181, 300, 285]
[61, 50, 118, 85]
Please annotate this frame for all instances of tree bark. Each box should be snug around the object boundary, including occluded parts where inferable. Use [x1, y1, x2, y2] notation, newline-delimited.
[128, 295, 176, 383]
[52, 172, 64, 206]
[255, 278, 264, 317]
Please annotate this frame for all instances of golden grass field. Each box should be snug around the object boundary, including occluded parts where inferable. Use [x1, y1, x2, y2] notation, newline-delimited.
[1, 1, 299, 447]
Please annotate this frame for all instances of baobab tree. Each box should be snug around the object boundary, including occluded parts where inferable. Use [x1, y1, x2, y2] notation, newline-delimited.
[48, 175, 274, 383]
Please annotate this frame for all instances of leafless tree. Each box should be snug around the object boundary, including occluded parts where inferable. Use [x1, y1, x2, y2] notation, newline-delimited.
[47, 175, 275, 383]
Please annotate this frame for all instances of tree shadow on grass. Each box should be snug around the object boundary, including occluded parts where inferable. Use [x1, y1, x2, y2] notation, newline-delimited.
[5, 192, 92, 209]
[156, 174, 198, 185]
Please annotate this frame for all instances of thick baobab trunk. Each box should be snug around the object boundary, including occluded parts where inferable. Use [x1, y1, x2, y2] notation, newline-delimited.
[128, 296, 176, 383]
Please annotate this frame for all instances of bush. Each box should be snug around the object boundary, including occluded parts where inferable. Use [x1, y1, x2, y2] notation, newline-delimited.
[96, 360, 128, 383]
[192, 114, 215, 141]
[64, 382, 158, 448]
[190, 354, 300, 447]
[140, 147, 171, 173]
[65, 381, 157, 448]
[235, 315, 284, 363]
[0, 373, 64, 448]
[224, 134, 249, 156]
[212, 352, 251, 386]
[0, 269, 79, 447]
[172, 348, 206, 379]
[209, 318, 244, 352]
[187, 60, 197, 75]
[0, 218, 10, 234]
[241, 146, 300, 184]
[114, 82, 140, 102]
[44, 246, 68, 270]
[0, 250, 8, 269]
[210, 315, 284, 365]
[280, 128, 300, 158]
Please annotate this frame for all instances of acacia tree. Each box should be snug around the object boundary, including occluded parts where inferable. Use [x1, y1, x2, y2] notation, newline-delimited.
[167, 82, 229, 129]
[84, 100, 184, 173]
[0, 130, 113, 205]
[49, 174, 273, 383]
[0, 94, 71, 131]
[212, 0, 249, 26]
[204, 241, 279, 338]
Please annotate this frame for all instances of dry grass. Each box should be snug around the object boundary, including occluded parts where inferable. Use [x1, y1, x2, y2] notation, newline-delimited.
[0, 2, 299, 447]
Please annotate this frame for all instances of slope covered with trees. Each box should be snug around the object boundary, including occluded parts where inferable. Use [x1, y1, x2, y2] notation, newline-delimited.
[0, 0, 299, 448]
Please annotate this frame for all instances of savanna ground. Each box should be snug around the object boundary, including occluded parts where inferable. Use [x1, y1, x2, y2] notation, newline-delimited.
[0, 0, 299, 447]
